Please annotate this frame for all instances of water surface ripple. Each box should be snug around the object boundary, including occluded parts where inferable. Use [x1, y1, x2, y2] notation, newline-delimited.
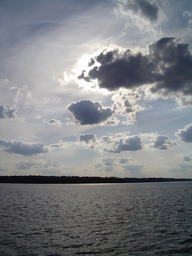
[1, 182, 192, 255]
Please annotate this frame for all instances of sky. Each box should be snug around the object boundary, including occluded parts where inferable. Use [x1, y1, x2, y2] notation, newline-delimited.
[0, 0, 192, 178]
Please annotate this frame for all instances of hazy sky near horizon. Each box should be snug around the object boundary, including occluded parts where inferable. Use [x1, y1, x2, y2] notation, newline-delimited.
[0, 0, 192, 178]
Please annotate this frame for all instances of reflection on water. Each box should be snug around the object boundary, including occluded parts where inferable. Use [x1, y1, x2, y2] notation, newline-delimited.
[1, 182, 192, 255]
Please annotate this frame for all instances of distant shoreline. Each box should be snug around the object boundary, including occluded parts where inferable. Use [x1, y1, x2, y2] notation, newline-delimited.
[0, 175, 192, 184]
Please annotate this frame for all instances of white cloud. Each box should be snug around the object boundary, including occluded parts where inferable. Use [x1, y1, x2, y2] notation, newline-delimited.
[111, 88, 146, 124]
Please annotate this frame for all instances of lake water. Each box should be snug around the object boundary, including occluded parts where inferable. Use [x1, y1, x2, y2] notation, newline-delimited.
[1, 182, 192, 256]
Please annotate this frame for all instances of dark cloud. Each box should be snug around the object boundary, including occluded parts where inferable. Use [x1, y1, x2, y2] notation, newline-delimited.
[49, 119, 56, 124]
[149, 37, 192, 95]
[88, 58, 95, 67]
[120, 158, 128, 164]
[68, 100, 113, 125]
[0, 105, 16, 119]
[45, 119, 61, 127]
[87, 50, 153, 91]
[0, 140, 48, 156]
[80, 38, 192, 101]
[176, 123, 192, 143]
[153, 135, 176, 150]
[121, 0, 159, 22]
[79, 134, 96, 144]
[183, 156, 191, 162]
[117, 136, 142, 152]
[123, 99, 134, 113]
[103, 135, 142, 153]
[78, 71, 90, 82]
[96, 50, 119, 64]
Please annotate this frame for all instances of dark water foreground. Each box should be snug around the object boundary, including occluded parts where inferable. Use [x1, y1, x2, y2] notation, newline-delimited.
[1, 182, 192, 255]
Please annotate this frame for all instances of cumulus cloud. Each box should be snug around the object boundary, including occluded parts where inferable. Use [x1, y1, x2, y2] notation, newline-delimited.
[102, 158, 114, 166]
[102, 158, 114, 172]
[16, 160, 59, 169]
[79, 134, 97, 143]
[123, 164, 143, 173]
[78, 133, 97, 149]
[77, 132, 177, 153]
[149, 37, 192, 95]
[0, 105, 16, 119]
[183, 156, 191, 162]
[95, 158, 114, 172]
[142, 133, 176, 150]
[176, 123, 192, 142]
[117, 136, 142, 152]
[114, 0, 166, 35]
[0, 140, 48, 156]
[120, 158, 128, 164]
[67, 100, 113, 125]
[153, 135, 176, 150]
[112, 89, 145, 124]
[102, 158, 114, 171]
[179, 162, 192, 173]
[117, 0, 159, 22]
[183, 11, 192, 26]
[79, 38, 192, 104]
[103, 134, 142, 153]
[44, 119, 62, 127]
[16, 161, 39, 169]
[85, 49, 153, 91]
[13, 86, 32, 110]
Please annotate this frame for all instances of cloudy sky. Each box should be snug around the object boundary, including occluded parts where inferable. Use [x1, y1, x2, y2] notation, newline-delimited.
[0, 0, 192, 178]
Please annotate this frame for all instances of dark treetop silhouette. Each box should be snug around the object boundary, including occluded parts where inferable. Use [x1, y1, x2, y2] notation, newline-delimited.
[0, 175, 191, 184]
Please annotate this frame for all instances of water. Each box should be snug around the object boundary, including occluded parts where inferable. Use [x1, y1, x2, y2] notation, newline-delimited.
[0, 182, 192, 256]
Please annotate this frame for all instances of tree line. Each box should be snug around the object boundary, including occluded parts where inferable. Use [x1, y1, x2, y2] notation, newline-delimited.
[0, 175, 191, 184]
